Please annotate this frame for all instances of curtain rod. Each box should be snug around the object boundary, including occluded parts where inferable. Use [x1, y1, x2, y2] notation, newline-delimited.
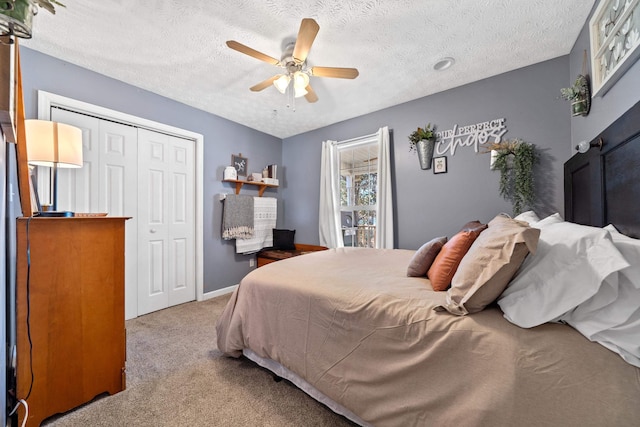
[337, 130, 379, 146]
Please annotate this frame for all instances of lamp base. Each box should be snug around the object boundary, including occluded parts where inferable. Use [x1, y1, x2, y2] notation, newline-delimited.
[36, 211, 75, 218]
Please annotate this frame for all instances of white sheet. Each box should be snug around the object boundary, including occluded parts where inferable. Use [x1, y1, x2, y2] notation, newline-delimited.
[243, 349, 372, 427]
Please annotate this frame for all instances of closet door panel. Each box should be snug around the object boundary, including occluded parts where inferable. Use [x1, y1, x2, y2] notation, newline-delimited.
[52, 109, 138, 320]
[99, 122, 137, 216]
[168, 137, 195, 306]
[98, 120, 139, 320]
[137, 129, 170, 315]
[137, 129, 195, 314]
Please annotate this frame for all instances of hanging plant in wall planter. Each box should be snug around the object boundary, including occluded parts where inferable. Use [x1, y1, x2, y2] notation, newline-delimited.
[559, 74, 591, 117]
[486, 138, 536, 216]
[408, 123, 438, 170]
[0, 0, 64, 39]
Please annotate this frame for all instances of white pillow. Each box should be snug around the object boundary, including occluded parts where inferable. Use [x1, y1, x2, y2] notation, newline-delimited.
[531, 212, 564, 228]
[604, 224, 640, 287]
[604, 224, 619, 233]
[514, 210, 540, 225]
[592, 305, 640, 368]
[498, 222, 629, 328]
[594, 339, 640, 369]
[557, 225, 640, 367]
[561, 272, 639, 339]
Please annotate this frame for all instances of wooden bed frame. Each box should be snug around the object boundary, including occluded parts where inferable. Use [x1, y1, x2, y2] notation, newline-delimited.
[564, 100, 640, 238]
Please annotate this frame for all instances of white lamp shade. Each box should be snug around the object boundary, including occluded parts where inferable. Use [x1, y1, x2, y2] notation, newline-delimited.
[273, 74, 291, 94]
[293, 71, 309, 98]
[25, 120, 83, 168]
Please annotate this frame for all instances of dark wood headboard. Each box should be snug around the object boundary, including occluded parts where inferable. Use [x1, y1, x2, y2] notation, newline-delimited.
[564, 100, 640, 238]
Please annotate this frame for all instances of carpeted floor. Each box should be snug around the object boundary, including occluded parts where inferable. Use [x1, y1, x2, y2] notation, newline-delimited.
[43, 295, 356, 426]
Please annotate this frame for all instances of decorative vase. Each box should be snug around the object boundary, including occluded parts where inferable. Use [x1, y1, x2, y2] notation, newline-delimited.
[223, 166, 237, 180]
[571, 98, 588, 117]
[417, 139, 435, 170]
[0, 0, 36, 38]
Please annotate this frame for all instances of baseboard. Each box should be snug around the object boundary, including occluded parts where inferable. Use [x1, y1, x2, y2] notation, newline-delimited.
[203, 285, 238, 300]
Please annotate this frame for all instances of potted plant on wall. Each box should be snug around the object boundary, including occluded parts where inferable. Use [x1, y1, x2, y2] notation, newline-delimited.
[486, 138, 536, 216]
[409, 123, 438, 170]
[0, 0, 63, 38]
[559, 74, 591, 117]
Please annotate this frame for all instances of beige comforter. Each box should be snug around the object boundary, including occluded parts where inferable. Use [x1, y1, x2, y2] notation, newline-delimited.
[216, 248, 640, 426]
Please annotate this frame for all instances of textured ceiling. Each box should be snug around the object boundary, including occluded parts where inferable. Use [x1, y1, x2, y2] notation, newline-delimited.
[23, 0, 595, 138]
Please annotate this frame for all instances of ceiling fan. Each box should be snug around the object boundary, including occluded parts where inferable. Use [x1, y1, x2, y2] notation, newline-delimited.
[226, 18, 359, 103]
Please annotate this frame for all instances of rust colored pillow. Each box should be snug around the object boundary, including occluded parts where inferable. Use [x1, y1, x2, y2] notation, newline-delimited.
[427, 225, 486, 291]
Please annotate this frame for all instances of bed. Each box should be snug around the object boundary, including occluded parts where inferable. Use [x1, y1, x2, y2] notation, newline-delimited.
[216, 101, 640, 426]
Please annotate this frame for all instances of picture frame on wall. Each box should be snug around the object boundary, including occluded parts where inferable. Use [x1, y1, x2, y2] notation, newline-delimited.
[589, 0, 640, 97]
[433, 156, 447, 174]
[231, 154, 248, 177]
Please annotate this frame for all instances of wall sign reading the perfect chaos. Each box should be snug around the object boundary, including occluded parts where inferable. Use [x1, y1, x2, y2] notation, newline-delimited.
[435, 118, 507, 156]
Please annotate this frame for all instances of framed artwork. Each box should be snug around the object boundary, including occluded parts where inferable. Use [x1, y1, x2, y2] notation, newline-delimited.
[433, 156, 447, 173]
[589, 0, 640, 97]
[433, 156, 447, 174]
[231, 153, 248, 177]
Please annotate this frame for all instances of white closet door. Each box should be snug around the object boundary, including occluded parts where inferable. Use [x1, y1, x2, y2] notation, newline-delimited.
[52, 109, 100, 212]
[137, 128, 195, 315]
[50, 108, 196, 319]
[98, 120, 139, 320]
[52, 108, 139, 320]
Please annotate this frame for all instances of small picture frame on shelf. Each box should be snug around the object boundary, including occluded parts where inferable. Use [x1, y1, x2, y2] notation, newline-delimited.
[231, 154, 248, 177]
[433, 156, 447, 174]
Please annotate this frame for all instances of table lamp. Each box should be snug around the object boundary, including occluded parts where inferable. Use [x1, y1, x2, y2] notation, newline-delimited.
[24, 119, 83, 216]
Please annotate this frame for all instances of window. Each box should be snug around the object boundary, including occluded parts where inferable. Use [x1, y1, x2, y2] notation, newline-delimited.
[339, 142, 378, 247]
[319, 126, 393, 249]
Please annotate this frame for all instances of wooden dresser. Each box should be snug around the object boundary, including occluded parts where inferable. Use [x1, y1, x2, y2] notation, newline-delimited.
[16, 217, 128, 426]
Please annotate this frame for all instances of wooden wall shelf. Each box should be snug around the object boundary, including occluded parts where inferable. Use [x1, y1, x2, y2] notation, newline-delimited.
[223, 179, 278, 197]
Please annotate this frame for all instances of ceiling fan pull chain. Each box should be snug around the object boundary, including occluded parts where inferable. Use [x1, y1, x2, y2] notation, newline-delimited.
[291, 85, 296, 112]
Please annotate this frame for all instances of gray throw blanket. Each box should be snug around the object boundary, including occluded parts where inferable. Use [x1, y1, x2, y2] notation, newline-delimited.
[222, 194, 254, 239]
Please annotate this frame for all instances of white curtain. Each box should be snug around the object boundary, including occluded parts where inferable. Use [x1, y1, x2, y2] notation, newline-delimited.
[318, 127, 395, 249]
[376, 126, 394, 249]
[318, 140, 343, 248]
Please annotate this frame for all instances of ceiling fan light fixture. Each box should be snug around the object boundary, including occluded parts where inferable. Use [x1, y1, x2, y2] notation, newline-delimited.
[293, 71, 309, 88]
[294, 85, 308, 98]
[273, 74, 291, 94]
[293, 71, 310, 98]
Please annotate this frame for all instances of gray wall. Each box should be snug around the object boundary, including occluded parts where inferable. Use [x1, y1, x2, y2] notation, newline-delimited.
[18, 5, 640, 293]
[282, 57, 571, 250]
[19, 47, 282, 294]
[568, 5, 640, 148]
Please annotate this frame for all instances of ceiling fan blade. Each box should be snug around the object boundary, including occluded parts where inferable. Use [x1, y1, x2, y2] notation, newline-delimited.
[292, 18, 320, 63]
[250, 75, 280, 92]
[304, 84, 318, 103]
[311, 66, 359, 79]
[226, 40, 280, 65]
